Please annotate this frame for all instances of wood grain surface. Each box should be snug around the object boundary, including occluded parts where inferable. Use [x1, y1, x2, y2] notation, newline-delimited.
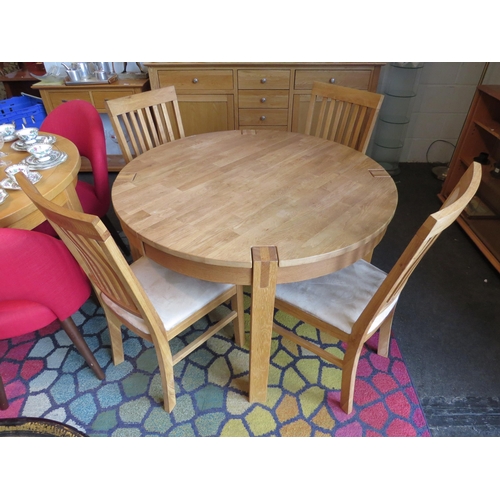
[0, 133, 82, 229]
[112, 130, 397, 279]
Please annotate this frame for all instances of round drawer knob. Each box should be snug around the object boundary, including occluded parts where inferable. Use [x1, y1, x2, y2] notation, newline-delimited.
[260, 97, 267, 103]
[192, 78, 199, 83]
[329, 78, 336, 84]
[260, 116, 266, 121]
[261, 78, 267, 84]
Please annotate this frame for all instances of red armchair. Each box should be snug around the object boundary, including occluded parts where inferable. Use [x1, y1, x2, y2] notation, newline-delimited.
[0, 227, 104, 410]
[36, 100, 129, 255]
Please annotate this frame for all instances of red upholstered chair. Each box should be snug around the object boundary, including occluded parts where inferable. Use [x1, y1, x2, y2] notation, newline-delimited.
[0, 227, 104, 410]
[36, 100, 129, 255]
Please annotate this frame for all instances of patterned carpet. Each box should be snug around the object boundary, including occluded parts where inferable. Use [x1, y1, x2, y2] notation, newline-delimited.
[0, 291, 430, 436]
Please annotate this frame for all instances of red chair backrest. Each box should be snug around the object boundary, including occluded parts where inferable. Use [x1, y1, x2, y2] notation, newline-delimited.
[40, 100, 110, 211]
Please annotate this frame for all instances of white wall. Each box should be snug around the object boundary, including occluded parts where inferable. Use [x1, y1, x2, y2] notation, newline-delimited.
[376, 62, 500, 164]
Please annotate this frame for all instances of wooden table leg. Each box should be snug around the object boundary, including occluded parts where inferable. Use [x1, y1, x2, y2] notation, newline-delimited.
[249, 246, 278, 403]
[63, 182, 83, 212]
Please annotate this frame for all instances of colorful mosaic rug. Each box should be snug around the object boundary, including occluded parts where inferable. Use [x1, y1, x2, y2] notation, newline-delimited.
[0, 293, 430, 436]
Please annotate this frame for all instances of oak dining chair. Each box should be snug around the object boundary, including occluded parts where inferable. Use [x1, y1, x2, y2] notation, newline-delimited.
[304, 81, 384, 154]
[272, 162, 481, 414]
[105, 85, 185, 164]
[16, 171, 245, 413]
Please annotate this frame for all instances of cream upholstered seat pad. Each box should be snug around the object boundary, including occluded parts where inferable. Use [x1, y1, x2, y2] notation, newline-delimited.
[100, 256, 234, 334]
[275, 259, 393, 334]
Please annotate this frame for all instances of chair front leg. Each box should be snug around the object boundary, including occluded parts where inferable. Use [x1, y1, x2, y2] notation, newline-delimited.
[340, 342, 365, 414]
[231, 285, 246, 347]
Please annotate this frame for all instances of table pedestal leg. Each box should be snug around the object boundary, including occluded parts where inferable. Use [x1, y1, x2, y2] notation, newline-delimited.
[63, 181, 83, 212]
[249, 246, 278, 403]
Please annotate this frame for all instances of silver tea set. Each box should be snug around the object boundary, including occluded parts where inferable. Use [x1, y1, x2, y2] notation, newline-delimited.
[62, 62, 115, 82]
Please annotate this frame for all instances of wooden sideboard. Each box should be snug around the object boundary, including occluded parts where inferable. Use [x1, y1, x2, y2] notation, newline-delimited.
[145, 63, 384, 137]
[33, 78, 150, 114]
[32, 78, 150, 172]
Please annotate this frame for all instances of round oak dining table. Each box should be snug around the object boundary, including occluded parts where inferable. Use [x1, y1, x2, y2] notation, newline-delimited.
[0, 132, 82, 229]
[111, 129, 398, 403]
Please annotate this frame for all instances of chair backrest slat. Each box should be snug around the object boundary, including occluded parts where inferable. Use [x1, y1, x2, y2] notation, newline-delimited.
[305, 82, 384, 154]
[106, 86, 185, 164]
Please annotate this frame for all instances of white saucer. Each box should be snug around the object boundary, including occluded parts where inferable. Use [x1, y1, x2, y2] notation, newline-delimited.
[2, 134, 16, 142]
[0, 172, 42, 190]
[11, 135, 56, 151]
[0, 188, 8, 204]
[23, 150, 67, 170]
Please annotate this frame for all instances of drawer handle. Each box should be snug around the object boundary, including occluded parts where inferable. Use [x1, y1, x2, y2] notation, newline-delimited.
[329, 78, 336, 84]
[260, 115, 266, 121]
[260, 97, 267, 103]
[261, 78, 267, 84]
[192, 78, 199, 83]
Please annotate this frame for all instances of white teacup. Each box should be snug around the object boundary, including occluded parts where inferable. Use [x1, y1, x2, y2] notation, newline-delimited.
[0, 123, 15, 138]
[16, 127, 39, 144]
[5, 164, 30, 185]
[28, 143, 53, 162]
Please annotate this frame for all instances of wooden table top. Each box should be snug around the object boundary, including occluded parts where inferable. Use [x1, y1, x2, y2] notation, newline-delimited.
[112, 130, 398, 281]
[0, 133, 81, 229]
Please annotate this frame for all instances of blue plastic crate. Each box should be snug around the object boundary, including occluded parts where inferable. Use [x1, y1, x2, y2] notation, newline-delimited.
[0, 93, 47, 129]
[0, 95, 41, 117]
[4, 104, 47, 129]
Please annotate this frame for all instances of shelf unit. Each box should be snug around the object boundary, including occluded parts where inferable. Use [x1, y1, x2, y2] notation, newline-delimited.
[439, 85, 500, 272]
[372, 63, 423, 175]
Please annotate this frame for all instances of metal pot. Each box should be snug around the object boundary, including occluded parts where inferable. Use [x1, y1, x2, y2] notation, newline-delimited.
[94, 62, 113, 75]
[66, 69, 82, 82]
[74, 62, 92, 80]
[94, 70, 108, 81]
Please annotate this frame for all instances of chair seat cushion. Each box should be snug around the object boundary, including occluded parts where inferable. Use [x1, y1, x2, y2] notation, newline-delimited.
[275, 259, 388, 333]
[101, 257, 234, 334]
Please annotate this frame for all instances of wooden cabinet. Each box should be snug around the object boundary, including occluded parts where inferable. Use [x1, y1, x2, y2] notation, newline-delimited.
[33, 78, 150, 113]
[439, 85, 500, 272]
[32, 78, 150, 172]
[146, 63, 383, 136]
[237, 69, 290, 130]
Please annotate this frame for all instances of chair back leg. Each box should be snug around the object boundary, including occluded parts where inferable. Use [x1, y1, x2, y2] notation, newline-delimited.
[0, 375, 9, 410]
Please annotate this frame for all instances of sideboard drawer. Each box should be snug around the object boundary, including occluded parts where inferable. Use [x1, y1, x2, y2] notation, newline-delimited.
[238, 90, 289, 109]
[92, 89, 137, 110]
[239, 109, 288, 126]
[238, 70, 291, 89]
[294, 70, 374, 90]
[46, 90, 92, 109]
[157, 70, 234, 90]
